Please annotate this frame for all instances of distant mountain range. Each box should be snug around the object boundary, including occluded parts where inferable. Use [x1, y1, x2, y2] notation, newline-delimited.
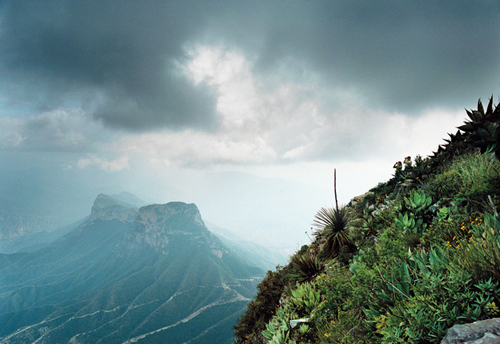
[0, 192, 146, 254]
[0, 194, 264, 343]
[206, 221, 288, 271]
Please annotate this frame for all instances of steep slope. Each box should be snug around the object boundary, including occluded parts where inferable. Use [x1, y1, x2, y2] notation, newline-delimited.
[0, 197, 66, 253]
[0, 195, 263, 344]
[234, 97, 500, 343]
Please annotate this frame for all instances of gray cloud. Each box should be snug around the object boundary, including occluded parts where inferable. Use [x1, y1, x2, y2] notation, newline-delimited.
[241, 1, 500, 112]
[0, 108, 113, 152]
[1, 0, 499, 133]
[0, 0, 218, 130]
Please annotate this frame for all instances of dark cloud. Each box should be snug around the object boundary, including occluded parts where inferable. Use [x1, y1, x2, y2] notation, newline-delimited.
[240, 1, 500, 112]
[1, 0, 499, 132]
[0, 0, 218, 130]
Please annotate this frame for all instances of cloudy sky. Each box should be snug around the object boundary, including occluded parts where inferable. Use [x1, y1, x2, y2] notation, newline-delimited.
[1, 1, 500, 251]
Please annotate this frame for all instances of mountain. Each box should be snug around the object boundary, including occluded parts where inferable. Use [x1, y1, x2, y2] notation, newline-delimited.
[0, 197, 77, 254]
[0, 192, 147, 254]
[206, 222, 288, 271]
[1, 164, 332, 253]
[0, 194, 263, 344]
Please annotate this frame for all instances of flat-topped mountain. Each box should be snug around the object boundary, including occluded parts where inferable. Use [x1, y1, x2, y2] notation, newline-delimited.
[0, 195, 263, 344]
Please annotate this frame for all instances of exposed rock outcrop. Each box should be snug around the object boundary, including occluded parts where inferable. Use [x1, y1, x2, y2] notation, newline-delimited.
[121, 202, 229, 258]
[441, 318, 500, 344]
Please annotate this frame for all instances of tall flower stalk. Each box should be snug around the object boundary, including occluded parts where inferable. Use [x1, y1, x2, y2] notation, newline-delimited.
[313, 169, 355, 258]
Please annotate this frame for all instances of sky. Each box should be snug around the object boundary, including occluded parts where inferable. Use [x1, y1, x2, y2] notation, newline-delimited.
[1, 1, 500, 252]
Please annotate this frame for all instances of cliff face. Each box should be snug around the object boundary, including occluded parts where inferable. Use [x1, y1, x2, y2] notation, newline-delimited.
[121, 202, 230, 260]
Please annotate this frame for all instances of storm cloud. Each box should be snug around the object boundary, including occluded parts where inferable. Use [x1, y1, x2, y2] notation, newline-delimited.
[1, 0, 499, 133]
[2, 1, 500, 250]
[0, 0, 218, 130]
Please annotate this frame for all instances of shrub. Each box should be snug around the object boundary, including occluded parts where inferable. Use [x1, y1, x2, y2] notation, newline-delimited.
[452, 211, 500, 283]
[313, 268, 375, 343]
[375, 248, 500, 343]
[427, 151, 500, 217]
[233, 266, 290, 343]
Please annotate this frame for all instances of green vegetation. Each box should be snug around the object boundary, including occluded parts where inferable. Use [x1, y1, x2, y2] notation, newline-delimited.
[233, 96, 500, 343]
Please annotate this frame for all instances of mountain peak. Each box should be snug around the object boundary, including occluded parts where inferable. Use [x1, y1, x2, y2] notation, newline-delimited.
[137, 202, 205, 228]
[89, 194, 138, 223]
[122, 202, 214, 253]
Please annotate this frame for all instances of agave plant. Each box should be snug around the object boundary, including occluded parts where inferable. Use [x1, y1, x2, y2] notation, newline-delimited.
[288, 250, 325, 284]
[427, 130, 471, 171]
[458, 96, 500, 159]
[312, 206, 356, 259]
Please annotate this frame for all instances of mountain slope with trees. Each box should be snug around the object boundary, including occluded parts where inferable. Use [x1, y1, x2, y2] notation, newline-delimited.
[233, 95, 500, 344]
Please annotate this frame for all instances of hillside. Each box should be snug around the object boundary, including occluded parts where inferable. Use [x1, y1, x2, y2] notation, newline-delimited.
[0, 194, 263, 343]
[234, 97, 500, 344]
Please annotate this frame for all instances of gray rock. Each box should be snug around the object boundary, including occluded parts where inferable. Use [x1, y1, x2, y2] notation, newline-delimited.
[441, 318, 500, 344]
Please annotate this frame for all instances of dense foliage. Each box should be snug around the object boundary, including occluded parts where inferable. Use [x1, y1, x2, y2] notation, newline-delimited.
[233, 96, 500, 343]
[233, 265, 292, 343]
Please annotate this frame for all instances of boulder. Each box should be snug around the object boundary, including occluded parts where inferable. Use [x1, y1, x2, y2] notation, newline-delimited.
[441, 318, 500, 344]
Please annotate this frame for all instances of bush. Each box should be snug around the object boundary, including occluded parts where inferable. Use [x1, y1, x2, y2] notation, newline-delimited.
[288, 250, 328, 284]
[375, 248, 500, 343]
[428, 151, 500, 210]
[452, 211, 500, 283]
[233, 265, 290, 343]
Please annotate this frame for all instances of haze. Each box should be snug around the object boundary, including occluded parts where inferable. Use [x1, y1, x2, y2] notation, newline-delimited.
[1, 1, 499, 252]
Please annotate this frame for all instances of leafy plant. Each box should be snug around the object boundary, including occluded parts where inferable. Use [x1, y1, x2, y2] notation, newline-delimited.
[262, 305, 298, 344]
[395, 212, 425, 236]
[404, 189, 433, 215]
[290, 281, 323, 315]
[375, 247, 498, 343]
[452, 210, 500, 283]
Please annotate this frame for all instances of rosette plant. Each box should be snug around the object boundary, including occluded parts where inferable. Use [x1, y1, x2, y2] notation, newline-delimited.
[458, 96, 500, 159]
[313, 206, 355, 259]
[313, 169, 356, 259]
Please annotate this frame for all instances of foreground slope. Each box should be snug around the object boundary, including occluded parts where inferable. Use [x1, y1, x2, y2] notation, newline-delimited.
[234, 97, 500, 343]
[0, 194, 262, 344]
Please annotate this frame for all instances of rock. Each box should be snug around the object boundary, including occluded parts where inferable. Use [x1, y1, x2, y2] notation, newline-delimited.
[89, 194, 137, 223]
[441, 318, 500, 344]
[350, 192, 373, 208]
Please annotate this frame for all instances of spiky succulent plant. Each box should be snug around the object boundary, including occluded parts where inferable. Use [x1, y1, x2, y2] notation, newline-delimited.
[288, 250, 326, 284]
[312, 206, 355, 259]
[458, 97, 500, 159]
